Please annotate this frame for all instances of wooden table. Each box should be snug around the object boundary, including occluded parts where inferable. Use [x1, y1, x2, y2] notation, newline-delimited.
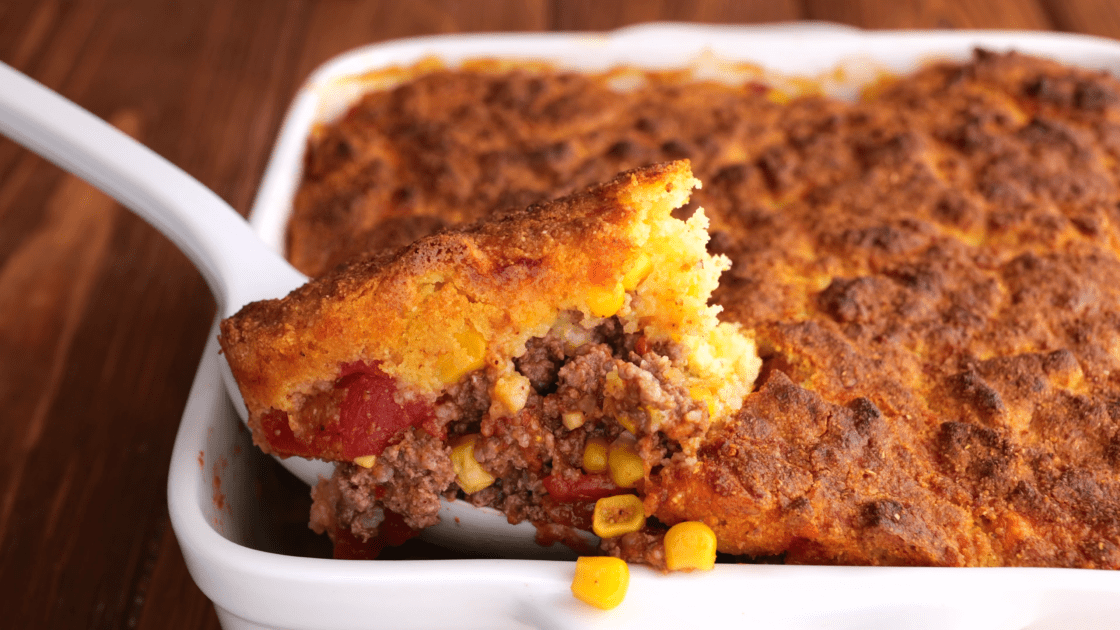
[2, 1, 1118, 627]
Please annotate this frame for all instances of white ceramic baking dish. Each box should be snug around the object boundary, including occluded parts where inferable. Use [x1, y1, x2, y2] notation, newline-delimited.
[169, 22, 1120, 630]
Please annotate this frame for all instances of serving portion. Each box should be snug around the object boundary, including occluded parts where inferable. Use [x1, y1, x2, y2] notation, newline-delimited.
[221, 160, 760, 563]
[224, 46, 1120, 570]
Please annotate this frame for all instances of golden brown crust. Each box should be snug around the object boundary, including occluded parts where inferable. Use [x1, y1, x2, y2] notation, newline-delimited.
[286, 50, 1120, 568]
[288, 68, 790, 278]
[667, 51, 1120, 568]
[220, 161, 696, 430]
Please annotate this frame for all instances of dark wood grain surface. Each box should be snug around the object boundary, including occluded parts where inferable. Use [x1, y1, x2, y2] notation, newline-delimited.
[1, 1, 1118, 627]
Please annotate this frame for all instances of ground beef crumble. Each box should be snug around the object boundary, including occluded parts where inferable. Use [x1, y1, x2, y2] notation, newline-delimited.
[515, 334, 566, 393]
[311, 428, 454, 539]
[601, 527, 669, 571]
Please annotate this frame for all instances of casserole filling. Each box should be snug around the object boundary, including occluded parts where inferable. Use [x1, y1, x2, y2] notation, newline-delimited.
[310, 315, 720, 566]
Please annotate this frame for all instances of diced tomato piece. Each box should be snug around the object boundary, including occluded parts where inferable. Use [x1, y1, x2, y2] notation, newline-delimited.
[379, 509, 420, 547]
[332, 526, 380, 560]
[634, 335, 650, 356]
[543, 472, 620, 502]
[336, 361, 431, 459]
[260, 409, 308, 455]
[747, 81, 771, 95]
[338, 361, 375, 379]
[260, 361, 432, 459]
[331, 510, 418, 560]
[539, 498, 597, 534]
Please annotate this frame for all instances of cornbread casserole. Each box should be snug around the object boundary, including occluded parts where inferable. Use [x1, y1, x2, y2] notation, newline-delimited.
[234, 48, 1120, 568]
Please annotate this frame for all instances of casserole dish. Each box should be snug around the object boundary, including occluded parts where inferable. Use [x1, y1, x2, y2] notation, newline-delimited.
[169, 22, 1120, 629]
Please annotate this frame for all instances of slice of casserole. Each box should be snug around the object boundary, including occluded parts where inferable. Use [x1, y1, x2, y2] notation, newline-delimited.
[219, 161, 761, 552]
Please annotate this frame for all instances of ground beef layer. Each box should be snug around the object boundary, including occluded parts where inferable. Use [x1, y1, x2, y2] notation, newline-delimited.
[294, 50, 1120, 568]
[311, 318, 704, 567]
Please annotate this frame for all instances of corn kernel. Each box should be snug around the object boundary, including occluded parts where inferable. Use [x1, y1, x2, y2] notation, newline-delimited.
[562, 411, 586, 430]
[450, 435, 495, 494]
[664, 521, 718, 571]
[621, 253, 654, 290]
[582, 437, 609, 474]
[353, 455, 377, 469]
[492, 372, 530, 416]
[616, 415, 638, 435]
[586, 281, 625, 318]
[438, 327, 487, 384]
[603, 370, 624, 396]
[688, 386, 716, 419]
[608, 441, 644, 488]
[593, 494, 645, 538]
[766, 88, 791, 105]
[571, 556, 629, 610]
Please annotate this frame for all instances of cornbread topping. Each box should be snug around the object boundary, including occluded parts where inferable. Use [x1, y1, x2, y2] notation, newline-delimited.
[234, 48, 1120, 569]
